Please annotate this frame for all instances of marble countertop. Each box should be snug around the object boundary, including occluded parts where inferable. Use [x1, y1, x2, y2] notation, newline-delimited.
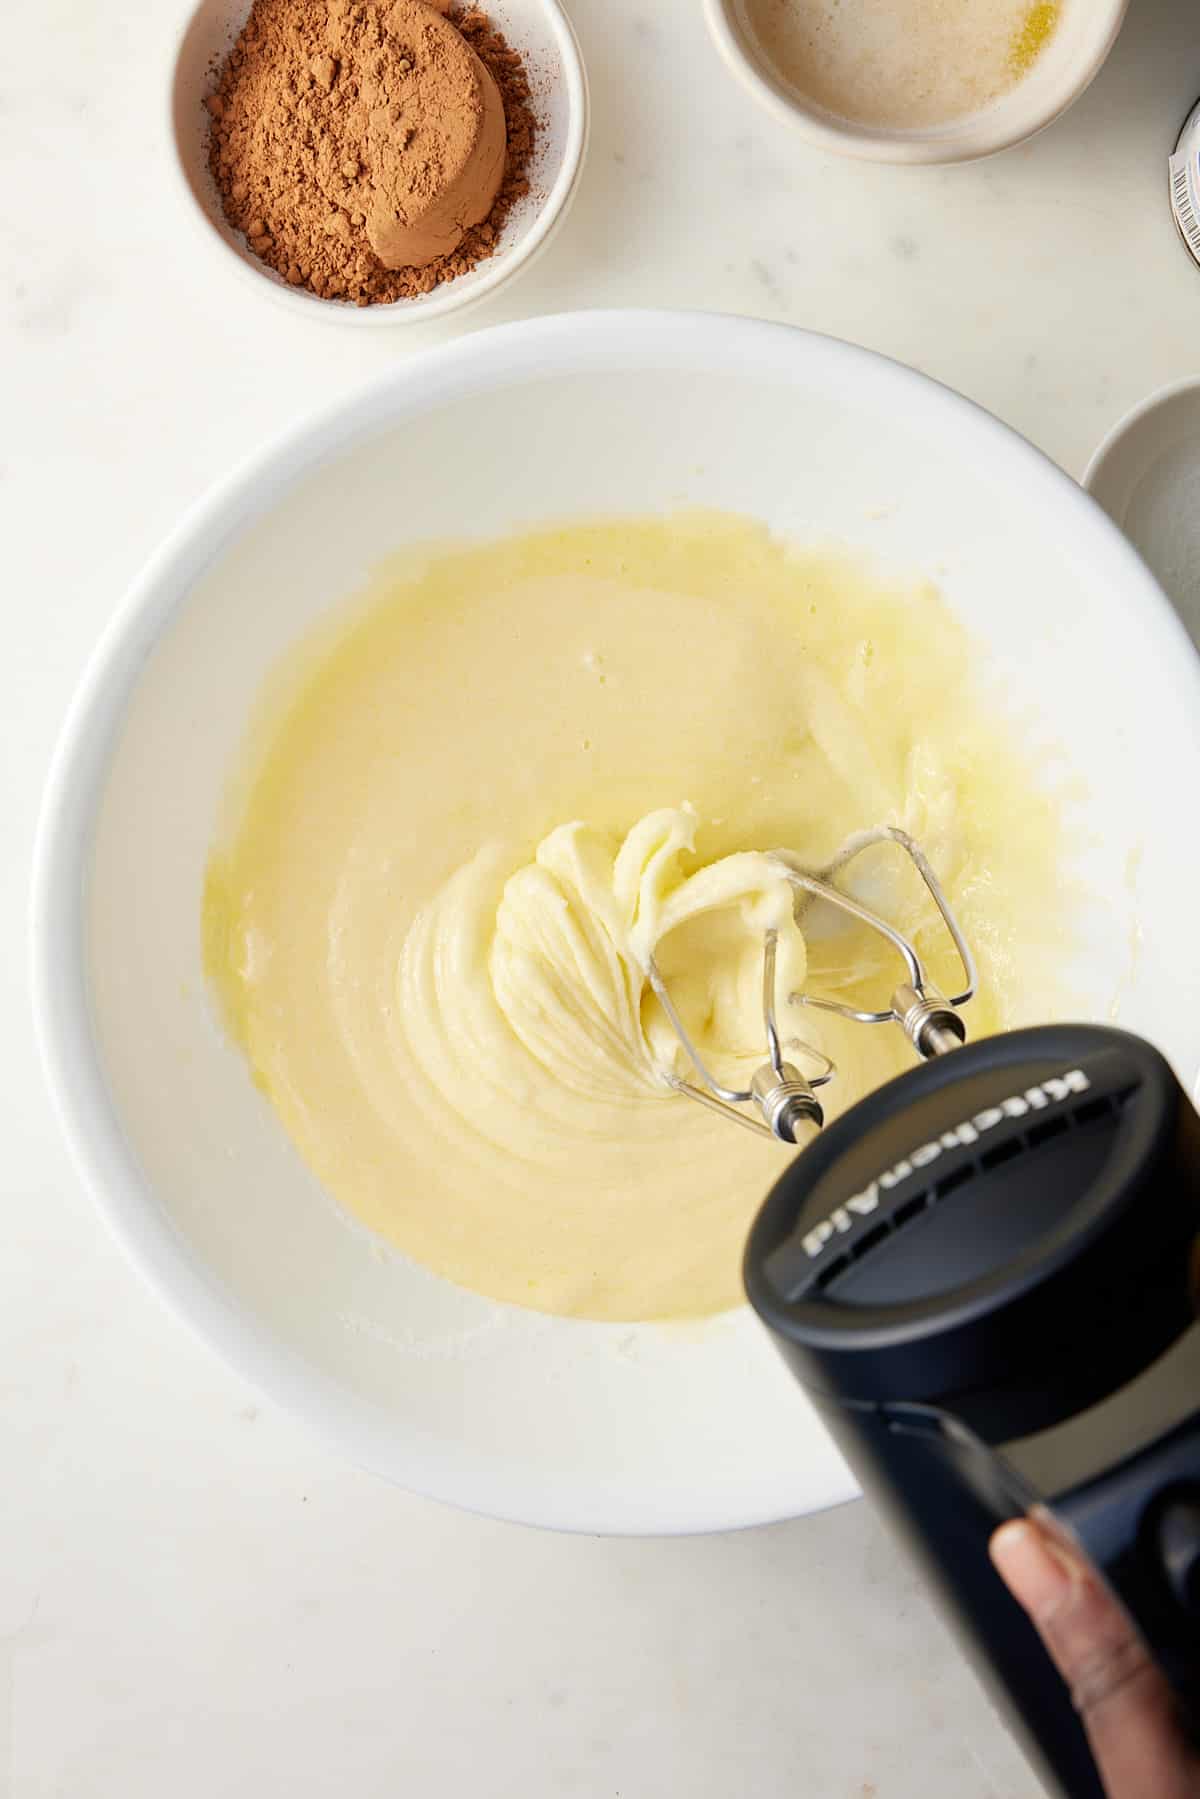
[4, 0, 1199, 1793]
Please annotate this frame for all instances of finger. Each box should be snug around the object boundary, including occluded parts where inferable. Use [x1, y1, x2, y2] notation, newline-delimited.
[991, 1520, 1200, 1799]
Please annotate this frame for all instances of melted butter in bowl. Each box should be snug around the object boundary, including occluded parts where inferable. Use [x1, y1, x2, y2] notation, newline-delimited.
[737, 0, 1062, 132]
[203, 513, 1067, 1324]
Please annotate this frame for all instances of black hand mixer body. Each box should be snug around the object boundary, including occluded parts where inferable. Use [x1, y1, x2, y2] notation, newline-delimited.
[744, 1023, 1200, 1799]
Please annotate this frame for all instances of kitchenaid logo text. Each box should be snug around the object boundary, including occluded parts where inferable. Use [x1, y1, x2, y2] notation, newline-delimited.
[801, 1068, 1092, 1259]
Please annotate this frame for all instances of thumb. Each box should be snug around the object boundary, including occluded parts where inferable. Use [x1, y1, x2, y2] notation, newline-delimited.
[990, 1518, 1200, 1799]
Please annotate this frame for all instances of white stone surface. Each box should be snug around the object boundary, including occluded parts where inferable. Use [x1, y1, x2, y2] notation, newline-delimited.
[4, 0, 1199, 1792]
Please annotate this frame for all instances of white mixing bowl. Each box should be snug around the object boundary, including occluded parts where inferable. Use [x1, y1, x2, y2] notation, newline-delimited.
[33, 312, 1200, 1535]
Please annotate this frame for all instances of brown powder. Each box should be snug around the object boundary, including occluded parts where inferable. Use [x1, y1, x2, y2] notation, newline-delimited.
[206, 0, 537, 306]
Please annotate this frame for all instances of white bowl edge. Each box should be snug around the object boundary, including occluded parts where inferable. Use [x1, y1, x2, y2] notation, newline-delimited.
[31, 311, 1200, 1535]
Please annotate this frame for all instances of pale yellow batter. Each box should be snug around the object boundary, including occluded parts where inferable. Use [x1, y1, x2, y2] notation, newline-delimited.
[204, 514, 1065, 1322]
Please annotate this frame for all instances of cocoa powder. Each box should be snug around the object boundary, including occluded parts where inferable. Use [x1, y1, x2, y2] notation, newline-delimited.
[206, 1, 536, 306]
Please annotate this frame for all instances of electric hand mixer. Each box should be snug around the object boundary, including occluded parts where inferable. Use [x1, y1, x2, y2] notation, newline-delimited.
[654, 828, 1200, 1799]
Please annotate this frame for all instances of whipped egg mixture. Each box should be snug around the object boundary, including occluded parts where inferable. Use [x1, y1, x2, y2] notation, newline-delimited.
[203, 514, 1064, 1321]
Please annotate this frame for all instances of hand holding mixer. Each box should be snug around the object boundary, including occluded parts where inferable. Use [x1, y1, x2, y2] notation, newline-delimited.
[651, 825, 1200, 1799]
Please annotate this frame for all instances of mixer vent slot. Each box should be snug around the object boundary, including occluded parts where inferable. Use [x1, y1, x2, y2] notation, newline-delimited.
[1027, 1114, 1069, 1147]
[980, 1138, 1021, 1172]
[854, 1221, 891, 1259]
[813, 1085, 1136, 1289]
[936, 1165, 971, 1200]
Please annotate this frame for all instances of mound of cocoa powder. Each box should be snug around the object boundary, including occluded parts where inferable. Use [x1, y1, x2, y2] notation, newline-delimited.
[206, 0, 536, 306]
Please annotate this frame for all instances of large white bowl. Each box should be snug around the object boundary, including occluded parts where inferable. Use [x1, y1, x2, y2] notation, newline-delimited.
[33, 312, 1200, 1535]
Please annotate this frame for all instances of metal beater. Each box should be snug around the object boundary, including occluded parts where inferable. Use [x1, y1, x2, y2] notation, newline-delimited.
[646, 827, 978, 1146]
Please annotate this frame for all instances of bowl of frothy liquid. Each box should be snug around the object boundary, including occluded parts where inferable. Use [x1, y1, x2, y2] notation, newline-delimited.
[705, 0, 1129, 163]
[33, 312, 1200, 1533]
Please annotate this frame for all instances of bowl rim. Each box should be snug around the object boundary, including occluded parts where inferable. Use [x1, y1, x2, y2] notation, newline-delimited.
[702, 0, 1131, 166]
[31, 310, 1200, 1535]
[1083, 373, 1200, 496]
[167, 0, 590, 327]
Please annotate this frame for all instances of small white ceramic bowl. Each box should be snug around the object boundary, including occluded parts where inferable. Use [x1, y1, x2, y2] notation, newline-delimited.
[704, 0, 1129, 164]
[33, 312, 1200, 1536]
[169, 0, 588, 325]
[1084, 378, 1200, 652]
